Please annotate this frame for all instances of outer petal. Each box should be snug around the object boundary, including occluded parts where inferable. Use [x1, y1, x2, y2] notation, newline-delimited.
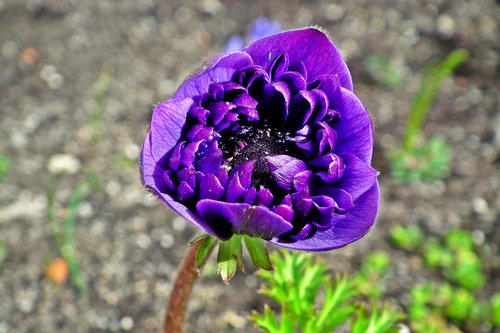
[140, 132, 231, 239]
[150, 98, 194, 162]
[270, 182, 379, 251]
[335, 153, 378, 201]
[174, 51, 254, 100]
[243, 28, 353, 91]
[334, 87, 374, 163]
[196, 200, 293, 239]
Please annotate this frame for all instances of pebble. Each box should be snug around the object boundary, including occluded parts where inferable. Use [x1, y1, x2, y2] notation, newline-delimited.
[120, 316, 134, 331]
[135, 234, 151, 249]
[436, 14, 457, 38]
[472, 197, 489, 215]
[323, 3, 344, 21]
[472, 230, 485, 246]
[160, 233, 174, 249]
[172, 216, 186, 231]
[47, 154, 81, 175]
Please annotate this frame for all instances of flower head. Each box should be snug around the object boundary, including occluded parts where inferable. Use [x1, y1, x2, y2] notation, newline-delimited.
[141, 28, 379, 251]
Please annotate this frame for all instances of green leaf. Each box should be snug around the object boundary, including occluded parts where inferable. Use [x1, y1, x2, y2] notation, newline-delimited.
[0, 154, 9, 181]
[243, 235, 272, 271]
[192, 234, 218, 274]
[216, 234, 242, 283]
[251, 305, 280, 333]
[404, 49, 469, 150]
[0, 242, 6, 269]
[491, 293, 500, 326]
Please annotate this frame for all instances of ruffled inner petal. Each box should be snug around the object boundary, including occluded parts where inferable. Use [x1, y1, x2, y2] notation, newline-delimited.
[196, 200, 293, 239]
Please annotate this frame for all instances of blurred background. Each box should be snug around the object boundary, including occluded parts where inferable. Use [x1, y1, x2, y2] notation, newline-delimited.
[0, 0, 498, 332]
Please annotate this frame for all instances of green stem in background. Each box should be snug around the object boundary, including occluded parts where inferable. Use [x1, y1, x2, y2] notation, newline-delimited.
[47, 175, 63, 251]
[403, 49, 469, 150]
[62, 181, 88, 294]
[46, 176, 89, 294]
[164, 240, 203, 333]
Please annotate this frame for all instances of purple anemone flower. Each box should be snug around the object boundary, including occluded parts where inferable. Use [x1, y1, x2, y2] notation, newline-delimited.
[141, 28, 379, 251]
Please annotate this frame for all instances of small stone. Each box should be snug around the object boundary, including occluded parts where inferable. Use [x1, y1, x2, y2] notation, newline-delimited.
[472, 230, 485, 246]
[47, 72, 64, 89]
[323, 3, 344, 22]
[472, 197, 489, 215]
[120, 316, 134, 331]
[437, 14, 456, 38]
[160, 234, 174, 249]
[136, 234, 151, 249]
[47, 154, 81, 175]
[124, 144, 140, 159]
[172, 216, 186, 231]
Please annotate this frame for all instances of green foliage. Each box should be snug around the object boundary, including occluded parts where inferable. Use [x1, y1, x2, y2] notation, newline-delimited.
[387, 136, 451, 183]
[193, 233, 273, 283]
[404, 49, 469, 150]
[387, 49, 469, 183]
[243, 235, 273, 271]
[0, 154, 10, 181]
[491, 293, 500, 326]
[251, 251, 402, 333]
[389, 225, 424, 251]
[217, 234, 243, 284]
[390, 226, 495, 331]
[46, 172, 99, 294]
[0, 242, 5, 269]
[354, 251, 391, 298]
[363, 55, 404, 89]
[424, 229, 485, 290]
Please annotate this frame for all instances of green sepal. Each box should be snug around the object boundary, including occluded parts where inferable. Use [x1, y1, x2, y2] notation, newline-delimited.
[217, 234, 243, 283]
[190, 234, 218, 275]
[243, 235, 272, 271]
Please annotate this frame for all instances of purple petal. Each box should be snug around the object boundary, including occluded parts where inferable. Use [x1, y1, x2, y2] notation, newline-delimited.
[177, 167, 196, 190]
[150, 98, 194, 162]
[309, 89, 329, 124]
[244, 187, 257, 204]
[334, 87, 374, 163]
[141, 133, 232, 240]
[180, 140, 203, 167]
[261, 81, 290, 124]
[266, 155, 308, 191]
[315, 154, 346, 184]
[278, 71, 307, 95]
[293, 170, 313, 193]
[291, 192, 313, 217]
[316, 122, 337, 155]
[168, 142, 184, 171]
[335, 153, 378, 201]
[307, 74, 341, 108]
[243, 28, 353, 90]
[177, 181, 195, 201]
[174, 52, 254, 100]
[310, 195, 335, 230]
[269, 52, 289, 80]
[257, 187, 274, 207]
[287, 90, 315, 130]
[199, 173, 225, 200]
[195, 140, 222, 174]
[196, 200, 293, 239]
[270, 182, 379, 251]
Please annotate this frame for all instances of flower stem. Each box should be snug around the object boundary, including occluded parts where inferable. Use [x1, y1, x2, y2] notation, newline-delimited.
[164, 241, 202, 333]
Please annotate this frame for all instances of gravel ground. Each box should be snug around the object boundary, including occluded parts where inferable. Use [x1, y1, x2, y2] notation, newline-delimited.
[0, 0, 498, 332]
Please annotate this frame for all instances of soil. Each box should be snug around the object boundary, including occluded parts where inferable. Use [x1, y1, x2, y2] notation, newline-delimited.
[0, 0, 498, 332]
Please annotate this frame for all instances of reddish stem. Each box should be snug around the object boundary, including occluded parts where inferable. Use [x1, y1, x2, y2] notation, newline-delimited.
[164, 241, 202, 333]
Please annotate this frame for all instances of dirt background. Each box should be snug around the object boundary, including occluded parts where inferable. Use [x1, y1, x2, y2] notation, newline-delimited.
[0, 0, 498, 332]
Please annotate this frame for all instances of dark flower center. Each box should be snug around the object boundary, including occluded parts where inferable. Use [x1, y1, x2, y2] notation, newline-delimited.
[219, 121, 292, 189]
